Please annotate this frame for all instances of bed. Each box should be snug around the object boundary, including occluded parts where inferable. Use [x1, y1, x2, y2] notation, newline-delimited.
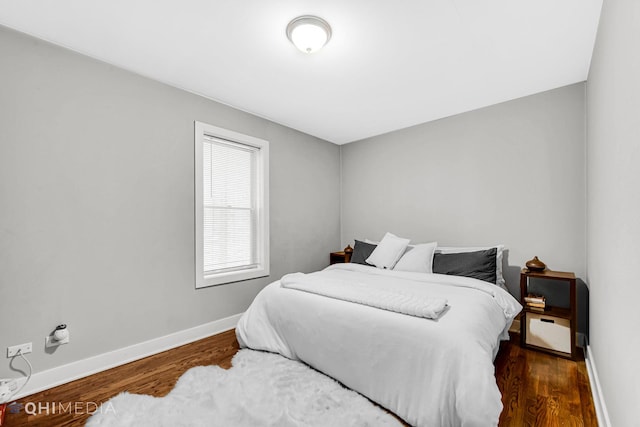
[236, 239, 521, 427]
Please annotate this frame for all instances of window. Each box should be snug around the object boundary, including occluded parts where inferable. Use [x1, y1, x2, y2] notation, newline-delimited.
[195, 122, 269, 288]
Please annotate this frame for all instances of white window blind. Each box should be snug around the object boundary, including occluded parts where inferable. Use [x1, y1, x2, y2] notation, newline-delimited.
[195, 122, 269, 288]
[202, 137, 256, 274]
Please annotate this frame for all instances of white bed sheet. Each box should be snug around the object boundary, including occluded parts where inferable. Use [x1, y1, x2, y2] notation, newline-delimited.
[236, 263, 522, 427]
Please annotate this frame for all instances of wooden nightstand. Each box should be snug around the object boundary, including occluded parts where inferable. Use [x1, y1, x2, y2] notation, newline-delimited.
[520, 268, 577, 359]
[329, 245, 353, 265]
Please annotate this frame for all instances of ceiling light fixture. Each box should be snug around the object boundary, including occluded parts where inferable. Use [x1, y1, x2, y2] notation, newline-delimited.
[286, 15, 332, 54]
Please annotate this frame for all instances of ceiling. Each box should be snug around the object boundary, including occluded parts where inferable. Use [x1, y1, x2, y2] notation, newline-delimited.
[0, 1, 602, 145]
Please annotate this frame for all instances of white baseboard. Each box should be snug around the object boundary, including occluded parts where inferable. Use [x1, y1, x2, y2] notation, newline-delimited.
[584, 344, 612, 427]
[12, 313, 242, 400]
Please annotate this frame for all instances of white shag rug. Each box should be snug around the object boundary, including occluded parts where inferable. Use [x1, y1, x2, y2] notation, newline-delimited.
[85, 349, 402, 427]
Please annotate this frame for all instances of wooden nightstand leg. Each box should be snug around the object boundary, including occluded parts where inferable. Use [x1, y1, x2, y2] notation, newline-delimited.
[519, 273, 527, 348]
[570, 277, 577, 360]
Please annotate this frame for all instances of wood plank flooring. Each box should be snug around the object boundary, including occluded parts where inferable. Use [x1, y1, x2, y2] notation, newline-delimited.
[2, 330, 239, 427]
[495, 337, 597, 427]
[2, 329, 596, 427]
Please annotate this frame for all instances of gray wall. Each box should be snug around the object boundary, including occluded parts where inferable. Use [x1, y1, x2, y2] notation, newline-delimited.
[341, 84, 586, 298]
[0, 26, 340, 377]
[586, 0, 640, 425]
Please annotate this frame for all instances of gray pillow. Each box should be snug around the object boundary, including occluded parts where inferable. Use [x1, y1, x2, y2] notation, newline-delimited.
[350, 240, 377, 266]
[432, 248, 497, 284]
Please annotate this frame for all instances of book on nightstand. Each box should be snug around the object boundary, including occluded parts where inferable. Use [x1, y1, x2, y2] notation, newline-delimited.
[524, 294, 545, 304]
[524, 294, 546, 311]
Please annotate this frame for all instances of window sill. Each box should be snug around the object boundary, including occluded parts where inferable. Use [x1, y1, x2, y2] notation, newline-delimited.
[196, 266, 269, 288]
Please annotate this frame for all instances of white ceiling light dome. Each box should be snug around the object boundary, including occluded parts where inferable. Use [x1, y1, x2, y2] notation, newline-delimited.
[286, 15, 332, 54]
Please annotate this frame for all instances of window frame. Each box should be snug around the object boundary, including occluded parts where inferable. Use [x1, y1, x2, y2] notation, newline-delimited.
[194, 121, 269, 288]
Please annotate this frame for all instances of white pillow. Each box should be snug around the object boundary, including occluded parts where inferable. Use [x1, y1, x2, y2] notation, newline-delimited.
[435, 245, 506, 289]
[393, 242, 438, 273]
[366, 233, 410, 269]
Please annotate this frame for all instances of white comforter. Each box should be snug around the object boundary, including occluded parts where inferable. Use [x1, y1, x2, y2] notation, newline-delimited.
[281, 272, 449, 319]
[236, 263, 522, 427]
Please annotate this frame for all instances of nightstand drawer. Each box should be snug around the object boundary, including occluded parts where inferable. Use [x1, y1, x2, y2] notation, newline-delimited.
[525, 313, 571, 354]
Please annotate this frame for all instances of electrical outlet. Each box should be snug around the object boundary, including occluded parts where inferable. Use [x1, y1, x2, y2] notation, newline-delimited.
[45, 334, 69, 348]
[6, 343, 32, 358]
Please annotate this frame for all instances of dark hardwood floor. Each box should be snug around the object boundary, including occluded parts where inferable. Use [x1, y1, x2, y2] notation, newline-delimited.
[2, 330, 239, 427]
[2, 329, 596, 426]
[495, 337, 596, 427]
